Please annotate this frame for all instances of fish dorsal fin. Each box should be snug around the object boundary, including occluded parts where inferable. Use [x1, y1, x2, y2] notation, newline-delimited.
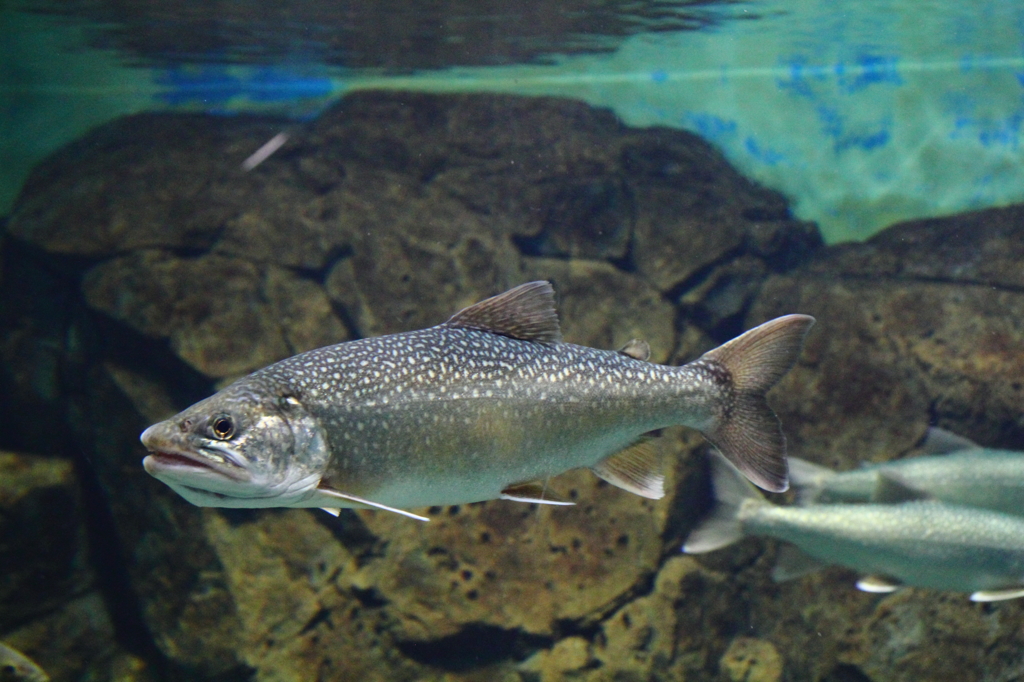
[445, 281, 562, 344]
[316, 483, 430, 522]
[971, 587, 1024, 602]
[772, 545, 827, 582]
[920, 427, 980, 455]
[591, 439, 665, 499]
[856, 575, 902, 593]
[618, 339, 651, 361]
[872, 473, 932, 503]
[500, 481, 575, 506]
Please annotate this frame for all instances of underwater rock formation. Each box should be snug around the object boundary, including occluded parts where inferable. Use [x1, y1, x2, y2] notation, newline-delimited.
[1, 90, 1021, 681]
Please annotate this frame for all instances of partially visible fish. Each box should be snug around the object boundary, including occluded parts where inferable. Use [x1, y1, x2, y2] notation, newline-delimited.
[0, 643, 48, 682]
[141, 281, 814, 520]
[685, 450, 1024, 601]
[789, 427, 1024, 515]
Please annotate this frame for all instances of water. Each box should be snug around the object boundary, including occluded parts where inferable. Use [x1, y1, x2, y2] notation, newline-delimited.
[1, 1, 1024, 681]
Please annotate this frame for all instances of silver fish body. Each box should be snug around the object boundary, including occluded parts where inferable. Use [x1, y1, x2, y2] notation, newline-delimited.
[790, 428, 1024, 515]
[686, 451, 1024, 601]
[141, 282, 814, 518]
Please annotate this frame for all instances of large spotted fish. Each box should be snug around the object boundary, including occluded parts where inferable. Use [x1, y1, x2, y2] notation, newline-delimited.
[141, 282, 814, 521]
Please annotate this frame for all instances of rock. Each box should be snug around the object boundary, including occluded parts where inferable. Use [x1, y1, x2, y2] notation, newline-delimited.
[748, 209, 1024, 465]
[0, 452, 91, 633]
[719, 637, 783, 682]
[1, 592, 151, 682]
[82, 251, 348, 379]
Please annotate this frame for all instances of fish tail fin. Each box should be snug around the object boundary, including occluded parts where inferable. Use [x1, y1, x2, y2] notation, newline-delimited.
[787, 456, 836, 504]
[684, 450, 765, 553]
[699, 314, 815, 493]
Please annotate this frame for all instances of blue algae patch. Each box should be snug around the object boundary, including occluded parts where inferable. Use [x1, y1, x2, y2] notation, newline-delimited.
[744, 136, 786, 166]
[682, 112, 737, 142]
[154, 65, 333, 106]
[155, 67, 242, 105]
[839, 53, 902, 93]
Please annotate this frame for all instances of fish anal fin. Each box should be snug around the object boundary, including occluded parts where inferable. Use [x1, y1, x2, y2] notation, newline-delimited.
[320, 507, 342, 517]
[971, 587, 1024, 602]
[618, 339, 651, 361]
[699, 314, 816, 493]
[921, 426, 980, 455]
[872, 473, 932, 503]
[446, 281, 562, 344]
[772, 544, 827, 582]
[592, 440, 664, 499]
[316, 483, 430, 522]
[500, 481, 575, 506]
[856, 575, 902, 593]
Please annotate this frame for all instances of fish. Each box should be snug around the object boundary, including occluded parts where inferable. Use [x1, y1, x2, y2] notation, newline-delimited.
[140, 281, 814, 520]
[0, 642, 49, 682]
[684, 450, 1024, 601]
[789, 427, 1024, 515]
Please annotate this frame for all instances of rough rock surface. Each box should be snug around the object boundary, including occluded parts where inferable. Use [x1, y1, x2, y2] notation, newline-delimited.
[2, 90, 1023, 682]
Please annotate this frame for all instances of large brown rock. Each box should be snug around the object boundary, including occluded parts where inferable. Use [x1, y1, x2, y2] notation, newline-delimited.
[17, 90, 1024, 682]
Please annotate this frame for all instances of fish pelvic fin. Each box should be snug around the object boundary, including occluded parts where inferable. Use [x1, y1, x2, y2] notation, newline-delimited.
[683, 450, 765, 553]
[501, 481, 575, 505]
[971, 587, 1024, 602]
[446, 281, 562, 344]
[699, 314, 816, 493]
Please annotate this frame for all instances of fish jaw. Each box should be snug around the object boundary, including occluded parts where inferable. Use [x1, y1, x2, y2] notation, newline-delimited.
[141, 420, 256, 497]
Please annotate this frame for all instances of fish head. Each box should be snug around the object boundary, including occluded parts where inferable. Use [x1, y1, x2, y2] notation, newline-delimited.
[140, 380, 328, 508]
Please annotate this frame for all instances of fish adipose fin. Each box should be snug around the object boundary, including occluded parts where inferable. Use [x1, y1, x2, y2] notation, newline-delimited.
[871, 473, 932, 503]
[772, 545, 828, 582]
[787, 457, 836, 504]
[316, 483, 431, 522]
[700, 314, 816, 492]
[683, 450, 765, 553]
[856, 575, 902, 593]
[971, 587, 1024, 602]
[446, 281, 562, 344]
[591, 439, 665, 499]
[501, 481, 575, 505]
[618, 339, 651, 361]
[920, 427, 979, 455]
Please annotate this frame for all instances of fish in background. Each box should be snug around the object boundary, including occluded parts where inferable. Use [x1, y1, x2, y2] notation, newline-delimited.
[789, 427, 1024, 516]
[141, 281, 814, 521]
[684, 450, 1024, 602]
[0, 642, 49, 682]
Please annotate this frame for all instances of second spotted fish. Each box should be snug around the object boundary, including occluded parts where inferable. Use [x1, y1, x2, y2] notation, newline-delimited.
[140, 282, 814, 520]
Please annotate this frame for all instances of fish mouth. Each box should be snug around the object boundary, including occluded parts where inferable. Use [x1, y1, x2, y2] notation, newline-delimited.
[143, 447, 251, 482]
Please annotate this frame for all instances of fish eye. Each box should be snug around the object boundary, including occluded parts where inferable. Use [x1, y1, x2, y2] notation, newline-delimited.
[211, 415, 235, 440]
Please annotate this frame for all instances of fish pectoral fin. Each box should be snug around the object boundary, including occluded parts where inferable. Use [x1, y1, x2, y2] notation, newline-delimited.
[871, 473, 932, 503]
[970, 587, 1024, 602]
[772, 545, 827, 582]
[500, 482, 575, 506]
[591, 440, 665, 500]
[316, 484, 430, 522]
[445, 281, 562, 344]
[618, 339, 651, 361]
[320, 507, 342, 517]
[855, 575, 902, 593]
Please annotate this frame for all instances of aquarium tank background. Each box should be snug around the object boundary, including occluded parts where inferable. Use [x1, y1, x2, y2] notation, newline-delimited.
[2, 0, 1024, 680]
